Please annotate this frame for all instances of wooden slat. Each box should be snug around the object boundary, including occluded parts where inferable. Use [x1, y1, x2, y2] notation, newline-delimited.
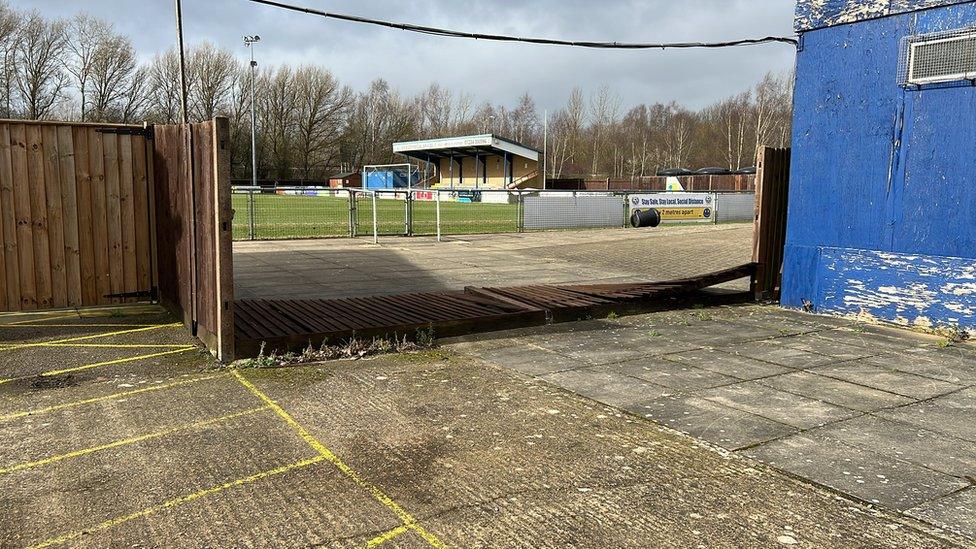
[73, 126, 96, 305]
[87, 129, 110, 304]
[41, 125, 67, 308]
[26, 124, 52, 309]
[10, 124, 36, 310]
[57, 126, 82, 307]
[102, 132, 124, 302]
[0, 124, 18, 310]
[119, 133, 137, 298]
[131, 135, 150, 293]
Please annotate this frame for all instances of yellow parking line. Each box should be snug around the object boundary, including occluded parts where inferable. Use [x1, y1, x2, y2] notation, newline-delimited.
[0, 407, 269, 476]
[0, 347, 198, 387]
[40, 348, 197, 377]
[0, 323, 158, 328]
[2, 313, 79, 326]
[28, 455, 327, 549]
[366, 525, 411, 547]
[232, 370, 447, 549]
[0, 323, 183, 352]
[0, 373, 231, 423]
[29, 343, 193, 349]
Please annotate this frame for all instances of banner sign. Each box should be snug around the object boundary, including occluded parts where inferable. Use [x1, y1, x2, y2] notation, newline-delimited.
[628, 192, 716, 223]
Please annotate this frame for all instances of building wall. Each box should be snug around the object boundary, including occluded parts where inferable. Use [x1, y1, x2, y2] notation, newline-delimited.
[437, 155, 539, 189]
[782, 1, 976, 331]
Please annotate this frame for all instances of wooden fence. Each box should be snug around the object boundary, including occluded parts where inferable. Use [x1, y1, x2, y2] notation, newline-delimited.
[546, 174, 755, 192]
[752, 147, 792, 300]
[152, 118, 234, 361]
[0, 121, 154, 311]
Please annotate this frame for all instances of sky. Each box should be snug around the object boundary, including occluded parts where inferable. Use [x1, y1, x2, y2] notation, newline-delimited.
[10, 0, 798, 112]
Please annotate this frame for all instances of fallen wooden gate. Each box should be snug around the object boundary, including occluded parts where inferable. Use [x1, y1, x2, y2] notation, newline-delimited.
[152, 118, 234, 361]
[0, 120, 155, 311]
[234, 264, 755, 357]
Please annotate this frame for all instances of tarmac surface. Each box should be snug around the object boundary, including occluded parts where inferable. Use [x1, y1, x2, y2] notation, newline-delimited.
[233, 224, 754, 300]
[1, 304, 972, 548]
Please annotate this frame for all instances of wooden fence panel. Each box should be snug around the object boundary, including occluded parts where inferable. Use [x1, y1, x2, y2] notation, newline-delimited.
[152, 118, 234, 360]
[752, 147, 792, 300]
[0, 120, 154, 312]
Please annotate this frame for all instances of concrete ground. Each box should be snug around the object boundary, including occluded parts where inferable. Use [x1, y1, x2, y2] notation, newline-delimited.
[448, 304, 976, 542]
[1, 304, 970, 547]
[233, 224, 754, 300]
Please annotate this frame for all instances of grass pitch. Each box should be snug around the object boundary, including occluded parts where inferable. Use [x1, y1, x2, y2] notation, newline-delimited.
[231, 193, 519, 240]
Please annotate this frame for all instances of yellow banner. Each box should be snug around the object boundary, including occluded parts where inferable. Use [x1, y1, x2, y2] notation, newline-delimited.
[656, 207, 710, 220]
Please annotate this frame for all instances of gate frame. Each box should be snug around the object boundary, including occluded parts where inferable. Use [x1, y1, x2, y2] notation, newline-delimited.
[751, 146, 792, 301]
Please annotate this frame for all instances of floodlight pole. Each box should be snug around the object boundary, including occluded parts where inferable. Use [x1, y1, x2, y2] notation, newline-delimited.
[244, 36, 261, 241]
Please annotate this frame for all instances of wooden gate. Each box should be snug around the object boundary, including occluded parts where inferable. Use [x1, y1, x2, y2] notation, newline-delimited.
[0, 121, 154, 311]
[751, 146, 792, 300]
[152, 118, 234, 361]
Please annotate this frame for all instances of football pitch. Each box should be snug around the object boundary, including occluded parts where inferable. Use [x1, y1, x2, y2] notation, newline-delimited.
[231, 193, 520, 240]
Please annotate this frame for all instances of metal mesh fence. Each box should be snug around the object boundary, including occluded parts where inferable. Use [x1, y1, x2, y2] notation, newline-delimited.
[232, 189, 351, 240]
[411, 191, 519, 236]
[232, 187, 754, 241]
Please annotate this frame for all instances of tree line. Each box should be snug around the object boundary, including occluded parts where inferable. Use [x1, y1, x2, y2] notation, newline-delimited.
[0, 3, 793, 182]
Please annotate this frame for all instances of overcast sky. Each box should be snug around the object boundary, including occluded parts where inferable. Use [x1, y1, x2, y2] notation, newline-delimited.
[12, 0, 798, 111]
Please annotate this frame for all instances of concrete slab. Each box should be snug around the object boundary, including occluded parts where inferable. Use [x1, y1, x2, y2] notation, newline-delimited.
[811, 361, 964, 400]
[743, 435, 971, 510]
[663, 348, 792, 380]
[759, 371, 916, 412]
[591, 357, 738, 391]
[637, 395, 797, 450]
[909, 488, 976, 540]
[718, 339, 841, 369]
[878, 388, 976, 443]
[539, 368, 674, 409]
[807, 414, 976, 478]
[698, 381, 857, 429]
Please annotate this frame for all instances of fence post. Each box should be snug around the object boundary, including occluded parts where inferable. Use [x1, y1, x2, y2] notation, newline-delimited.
[348, 190, 357, 237]
[247, 189, 256, 240]
[405, 190, 413, 236]
[517, 191, 524, 233]
[436, 189, 442, 242]
[372, 191, 379, 245]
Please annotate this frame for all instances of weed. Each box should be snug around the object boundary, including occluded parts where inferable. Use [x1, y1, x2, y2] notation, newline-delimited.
[648, 330, 662, 337]
[233, 332, 438, 370]
[606, 311, 619, 320]
[694, 311, 713, 322]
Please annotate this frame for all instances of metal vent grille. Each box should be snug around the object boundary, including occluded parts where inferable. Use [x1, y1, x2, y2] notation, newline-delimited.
[899, 28, 976, 86]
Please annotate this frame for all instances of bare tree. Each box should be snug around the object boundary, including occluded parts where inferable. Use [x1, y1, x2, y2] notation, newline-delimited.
[293, 65, 352, 180]
[146, 49, 183, 123]
[63, 13, 111, 121]
[0, 1, 22, 118]
[87, 34, 139, 122]
[14, 11, 68, 120]
[189, 42, 238, 121]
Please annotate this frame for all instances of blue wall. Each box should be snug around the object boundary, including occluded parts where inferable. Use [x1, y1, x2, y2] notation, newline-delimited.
[783, 2, 976, 331]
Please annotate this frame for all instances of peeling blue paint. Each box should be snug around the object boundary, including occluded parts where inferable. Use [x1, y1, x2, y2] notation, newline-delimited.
[783, 2, 976, 331]
[795, 0, 975, 31]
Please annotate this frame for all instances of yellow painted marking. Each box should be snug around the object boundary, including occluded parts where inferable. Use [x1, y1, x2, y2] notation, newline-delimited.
[0, 347, 197, 387]
[28, 456, 326, 549]
[0, 373, 231, 423]
[366, 525, 411, 548]
[0, 407, 268, 476]
[232, 370, 447, 549]
[40, 347, 196, 377]
[0, 323, 158, 328]
[0, 323, 183, 352]
[2, 313, 78, 326]
[24, 343, 193, 349]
